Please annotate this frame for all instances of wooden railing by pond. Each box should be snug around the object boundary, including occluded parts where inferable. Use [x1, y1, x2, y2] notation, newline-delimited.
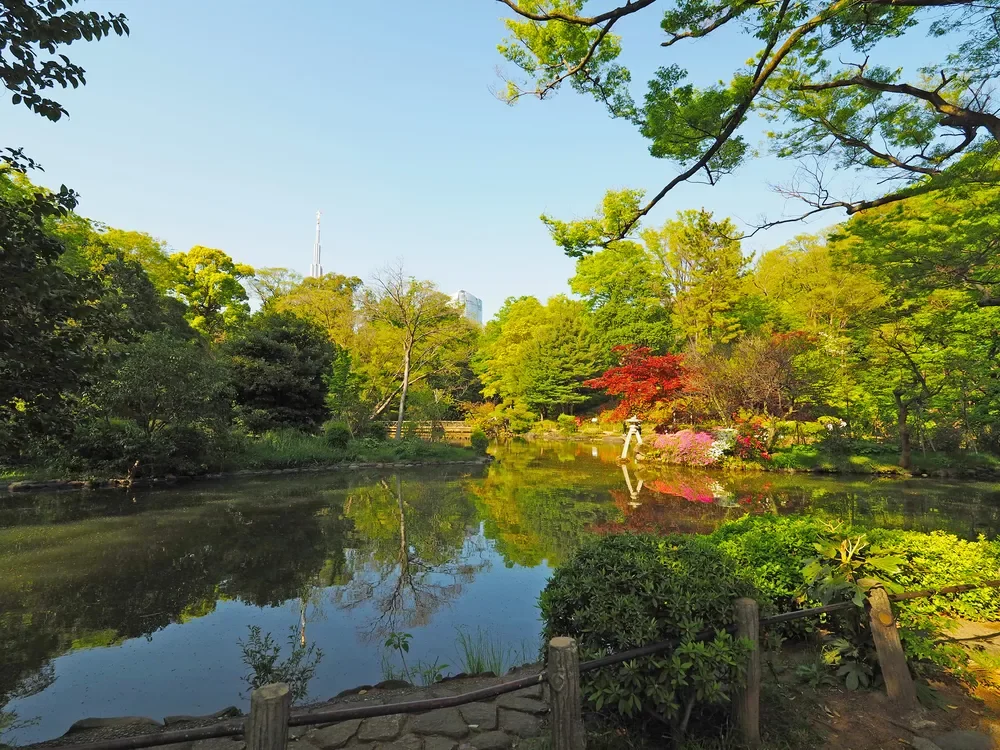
[378, 421, 472, 439]
[63, 580, 1000, 750]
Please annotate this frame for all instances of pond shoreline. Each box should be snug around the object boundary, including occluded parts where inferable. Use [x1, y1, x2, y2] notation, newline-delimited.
[1, 457, 494, 495]
[634, 457, 1000, 480]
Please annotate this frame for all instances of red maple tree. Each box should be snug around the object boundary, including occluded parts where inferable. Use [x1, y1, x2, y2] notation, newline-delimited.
[585, 346, 687, 420]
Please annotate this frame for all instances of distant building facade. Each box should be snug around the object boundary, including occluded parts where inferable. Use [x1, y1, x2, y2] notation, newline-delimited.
[451, 290, 483, 326]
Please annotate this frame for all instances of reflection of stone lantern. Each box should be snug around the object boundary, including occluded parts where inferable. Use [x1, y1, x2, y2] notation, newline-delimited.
[620, 416, 643, 460]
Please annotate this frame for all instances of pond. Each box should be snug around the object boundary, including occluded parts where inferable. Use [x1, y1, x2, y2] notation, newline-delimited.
[5, 439, 1000, 744]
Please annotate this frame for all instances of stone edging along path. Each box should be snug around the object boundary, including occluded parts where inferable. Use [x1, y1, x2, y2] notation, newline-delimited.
[3, 457, 493, 495]
[28, 665, 548, 750]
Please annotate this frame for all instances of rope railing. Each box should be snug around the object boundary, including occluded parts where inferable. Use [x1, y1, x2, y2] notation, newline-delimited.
[51, 578, 1000, 750]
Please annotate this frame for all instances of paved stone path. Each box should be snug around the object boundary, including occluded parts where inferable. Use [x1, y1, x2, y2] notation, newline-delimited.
[30, 667, 548, 750]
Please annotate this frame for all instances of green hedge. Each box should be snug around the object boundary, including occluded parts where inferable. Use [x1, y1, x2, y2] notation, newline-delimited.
[540, 534, 751, 736]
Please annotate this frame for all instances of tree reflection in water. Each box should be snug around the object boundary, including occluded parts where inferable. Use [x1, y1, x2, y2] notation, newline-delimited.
[335, 475, 489, 641]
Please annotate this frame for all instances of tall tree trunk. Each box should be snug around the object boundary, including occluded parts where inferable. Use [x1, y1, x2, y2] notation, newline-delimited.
[894, 391, 911, 470]
[395, 348, 411, 439]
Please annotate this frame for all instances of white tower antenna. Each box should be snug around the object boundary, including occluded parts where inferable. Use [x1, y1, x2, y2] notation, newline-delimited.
[309, 210, 323, 278]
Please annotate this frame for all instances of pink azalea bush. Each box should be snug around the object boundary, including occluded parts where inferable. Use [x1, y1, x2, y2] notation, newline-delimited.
[651, 430, 716, 466]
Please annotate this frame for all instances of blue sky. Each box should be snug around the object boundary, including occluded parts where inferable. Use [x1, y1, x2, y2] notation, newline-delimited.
[6, 1, 941, 319]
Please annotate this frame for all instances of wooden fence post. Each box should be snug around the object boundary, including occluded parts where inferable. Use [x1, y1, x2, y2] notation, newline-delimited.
[549, 637, 586, 750]
[868, 588, 917, 710]
[247, 683, 290, 750]
[733, 598, 761, 748]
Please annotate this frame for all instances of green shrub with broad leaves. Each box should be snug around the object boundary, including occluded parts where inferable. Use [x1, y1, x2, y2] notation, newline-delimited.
[709, 515, 824, 632]
[539, 533, 752, 741]
[469, 428, 489, 454]
[710, 516, 1000, 689]
[322, 420, 352, 449]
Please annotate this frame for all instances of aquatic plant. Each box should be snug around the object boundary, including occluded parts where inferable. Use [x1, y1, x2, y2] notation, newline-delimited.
[238, 625, 322, 703]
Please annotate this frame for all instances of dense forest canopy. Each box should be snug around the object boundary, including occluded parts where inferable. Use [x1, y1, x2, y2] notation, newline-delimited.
[1, 0, 999, 478]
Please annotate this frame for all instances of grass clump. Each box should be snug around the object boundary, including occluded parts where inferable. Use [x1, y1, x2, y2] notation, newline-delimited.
[454, 626, 536, 675]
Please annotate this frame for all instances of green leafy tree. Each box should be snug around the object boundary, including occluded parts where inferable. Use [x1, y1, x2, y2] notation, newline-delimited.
[246, 267, 303, 306]
[224, 311, 339, 432]
[570, 240, 674, 353]
[168, 246, 254, 340]
[474, 295, 602, 417]
[752, 233, 884, 336]
[54, 216, 178, 292]
[649, 210, 748, 352]
[0, 169, 98, 452]
[271, 273, 361, 348]
[831, 170, 1000, 308]
[93, 331, 228, 440]
[495, 0, 1000, 248]
[1, 0, 128, 170]
[361, 265, 477, 437]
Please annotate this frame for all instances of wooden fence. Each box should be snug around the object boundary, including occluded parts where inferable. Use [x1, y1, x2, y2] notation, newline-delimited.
[62, 580, 1000, 750]
[379, 421, 473, 440]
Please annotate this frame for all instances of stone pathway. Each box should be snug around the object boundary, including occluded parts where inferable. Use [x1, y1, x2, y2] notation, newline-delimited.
[27, 666, 548, 750]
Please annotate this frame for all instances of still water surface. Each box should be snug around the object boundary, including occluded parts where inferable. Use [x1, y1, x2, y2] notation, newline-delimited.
[5, 440, 1000, 743]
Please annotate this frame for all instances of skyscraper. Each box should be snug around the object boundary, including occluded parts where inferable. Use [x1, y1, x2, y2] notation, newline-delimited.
[451, 290, 483, 326]
[309, 211, 323, 278]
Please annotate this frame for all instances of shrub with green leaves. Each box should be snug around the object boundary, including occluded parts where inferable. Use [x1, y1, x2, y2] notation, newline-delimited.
[540, 534, 751, 740]
[556, 413, 578, 434]
[709, 515, 824, 615]
[322, 420, 352, 449]
[469, 428, 489, 455]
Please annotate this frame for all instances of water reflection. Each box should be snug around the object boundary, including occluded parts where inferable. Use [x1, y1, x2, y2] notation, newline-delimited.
[4, 443, 1000, 743]
[335, 476, 489, 640]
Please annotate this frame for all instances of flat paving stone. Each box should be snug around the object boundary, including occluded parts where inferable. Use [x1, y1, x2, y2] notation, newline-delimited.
[507, 685, 543, 700]
[311, 719, 363, 749]
[410, 708, 469, 738]
[457, 703, 497, 731]
[376, 733, 423, 750]
[494, 695, 547, 715]
[466, 732, 512, 750]
[358, 715, 405, 742]
[192, 740, 245, 750]
[498, 710, 541, 739]
[423, 737, 458, 750]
